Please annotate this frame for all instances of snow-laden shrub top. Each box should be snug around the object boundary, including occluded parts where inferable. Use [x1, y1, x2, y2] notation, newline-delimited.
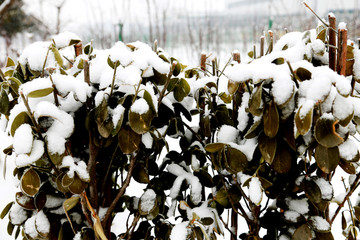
[1, 23, 360, 240]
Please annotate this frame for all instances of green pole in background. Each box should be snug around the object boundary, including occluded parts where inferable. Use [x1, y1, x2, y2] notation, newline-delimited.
[118, 23, 123, 41]
[268, 18, 273, 30]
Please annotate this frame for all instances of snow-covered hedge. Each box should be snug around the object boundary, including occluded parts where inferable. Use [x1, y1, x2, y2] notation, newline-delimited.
[1, 20, 360, 240]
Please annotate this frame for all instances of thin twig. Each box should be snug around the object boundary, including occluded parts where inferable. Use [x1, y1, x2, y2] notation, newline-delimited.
[49, 75, 60, 107]
[102, 154, 137, 227]
[330, 173, 360, 224]
[109, 61, 119, 98]
[303, 2, 329, 28]
[41, 47, 51, 78]
[157, 62, 175, 108]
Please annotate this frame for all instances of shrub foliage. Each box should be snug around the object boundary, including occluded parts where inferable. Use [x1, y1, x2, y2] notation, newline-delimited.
[1, 18, 360, 240]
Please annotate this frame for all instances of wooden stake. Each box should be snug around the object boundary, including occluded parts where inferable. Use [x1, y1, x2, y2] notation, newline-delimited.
[337, 27, 347, 76]
[328, 14, 337, 72]
[268, 31, 273, 54]
[233, 52, 241, 64]
[75, 42, 83, 57]
[84, 60, 90, 85]
[200, 53, 207, 73]
[260, 36, 265, 57]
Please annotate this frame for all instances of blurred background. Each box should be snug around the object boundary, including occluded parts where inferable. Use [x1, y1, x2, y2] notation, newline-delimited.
[0, 0, 359, 65]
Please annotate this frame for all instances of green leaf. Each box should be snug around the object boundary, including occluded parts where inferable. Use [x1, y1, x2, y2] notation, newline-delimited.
[0, 88, 10, 115]
[84, 44, 93, 55]
[258, 133, 276, 165]
[129, 108, 153, 135]
[48, 151, 65, 165]
[35, 191, 47, 211]
[271, 145, 291, 173]
[305, 180, 322, 204]
[173, 62, 181, 77]
[295, 106, 313, 135]
[8, 77, 22, 94]
[292, 224, 312, 240]
[1, 202, 14, 219]
[339, 159, 356, 174]
[354, 206, 360, 221]
[205, 143, 225, 153]
[248, 83, 263, 116]
[77, 58, 84, 69]
[185, 69, 199, 79]
[20, 168, 41, 197]
[95, 98, 113, 138]
[118, 126, 141, 154]
[199, 115, 211, 137]
[107, 56, 115, 69]
[228, 80, 240, 95]
[69, 39, 81, 46]
[314, 117, 344, 148]
[271, 57, 285, 65]
[51, 46, 64, 67]
[7, 221, 14, 236]
[16, 192, 35, 210]
[224, 146, 248, 173]
[68, 175, 86, 194]
[143, 90, 156, 114]
[10, 111, 31, 136]
[173, 78, 190, 102]
[56, 172, 69, 193]
[214, 188, 230, 208]
[27, 87, 54, 98]
[151, 69, 168, 85]
[200, 217, 214, 226]
[167, 78, 179, 92]
[263, 100, 279, 138]
[316, 28, 326, 42]
[194, 170, 214, 188]
[244, 119, 262, 139]
[133, 163, 150, 183]
[342, 211, 347, 230]
[5, 57, 15, 67]
[63, 196, 80, 212]
[218, 92, 232, 104]
[14, 226, 20, 239]
[315, 145, 339, 173]
[61, 173, 74, 187]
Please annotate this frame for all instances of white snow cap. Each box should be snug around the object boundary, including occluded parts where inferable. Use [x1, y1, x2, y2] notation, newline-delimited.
[167, 163, 202, 205]
[338, 22, 347, 30]
[13, 124, 33, 155]
[52, 31, 81, 49]
[34, 101, 74, 154]
[217, 125, 239, 143]
[131, 98, 149, 115]
[169, 221, 190, 240]
[19, 41, 56, 71]
[249, 177, 263, 206]
[60, 156, 90, 182]
[140, 189, 157, 213]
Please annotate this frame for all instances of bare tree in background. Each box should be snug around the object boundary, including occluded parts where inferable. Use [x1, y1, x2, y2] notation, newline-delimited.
[146, 0, 154, 43]
[55, 0, 66, 34]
